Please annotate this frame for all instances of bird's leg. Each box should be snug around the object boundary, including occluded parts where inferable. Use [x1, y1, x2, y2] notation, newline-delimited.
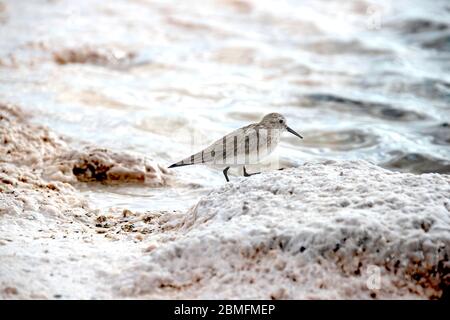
[243, 166, 261, 177]
[223, 166, 230, 182]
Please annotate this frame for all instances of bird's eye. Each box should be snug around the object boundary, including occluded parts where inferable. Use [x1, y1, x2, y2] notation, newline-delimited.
[279, 119, 284, 124]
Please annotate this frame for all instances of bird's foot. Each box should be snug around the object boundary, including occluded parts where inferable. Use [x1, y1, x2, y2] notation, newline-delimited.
[243, 166, 261, 177]
[223, 166, 230, 182]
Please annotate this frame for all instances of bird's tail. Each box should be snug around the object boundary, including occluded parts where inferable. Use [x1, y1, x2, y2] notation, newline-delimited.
[169, 150, 206, 169]
[168, 160, 193, 169]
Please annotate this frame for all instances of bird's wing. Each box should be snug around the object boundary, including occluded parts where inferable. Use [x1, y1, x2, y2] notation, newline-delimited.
[170, 124, 273, 167]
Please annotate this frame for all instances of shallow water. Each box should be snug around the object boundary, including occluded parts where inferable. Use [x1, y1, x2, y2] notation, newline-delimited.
[0, 0, 449, 211]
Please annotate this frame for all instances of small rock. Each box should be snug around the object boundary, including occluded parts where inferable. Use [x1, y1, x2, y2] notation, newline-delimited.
[4, 287, 18, 295]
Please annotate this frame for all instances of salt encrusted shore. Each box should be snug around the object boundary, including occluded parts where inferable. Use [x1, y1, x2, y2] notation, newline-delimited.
[0, 104, 176, 299]
[1, 104, 449, 299]
[117, 161, 450, 299]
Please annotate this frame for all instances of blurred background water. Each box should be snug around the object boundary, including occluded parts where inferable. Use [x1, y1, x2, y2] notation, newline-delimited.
[0, 0, 449, 211]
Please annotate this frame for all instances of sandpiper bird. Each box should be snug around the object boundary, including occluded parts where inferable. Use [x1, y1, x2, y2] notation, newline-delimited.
[168, 113, 303, 182]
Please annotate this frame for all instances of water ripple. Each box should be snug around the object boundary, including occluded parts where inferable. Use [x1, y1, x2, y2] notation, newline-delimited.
[294, 129, 378, 151]
[302, 94, 428, 121]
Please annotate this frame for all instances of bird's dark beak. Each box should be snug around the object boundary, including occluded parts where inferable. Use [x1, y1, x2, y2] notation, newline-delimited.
[287, 126, 303, 139]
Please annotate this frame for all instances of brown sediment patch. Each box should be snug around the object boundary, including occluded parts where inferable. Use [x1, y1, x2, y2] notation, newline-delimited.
[219, 0, 253, 14]
[57, 90, 137, 111]
[61, 148, 170, 186]
[256, 14, 323, 36]
[150, 87, 221, 101]
[0, 103, 28, 121]
[53, 47, 136, 67]
[93, 209, 184, 240]
[166, 16, 215, 33]
[165, 16, 233, 38]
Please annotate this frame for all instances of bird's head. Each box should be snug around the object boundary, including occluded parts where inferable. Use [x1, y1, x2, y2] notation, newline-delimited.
[260, 113, 303, 139]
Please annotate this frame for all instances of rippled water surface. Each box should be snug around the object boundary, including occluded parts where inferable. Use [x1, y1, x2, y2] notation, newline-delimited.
[1, 0, 449, 211]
